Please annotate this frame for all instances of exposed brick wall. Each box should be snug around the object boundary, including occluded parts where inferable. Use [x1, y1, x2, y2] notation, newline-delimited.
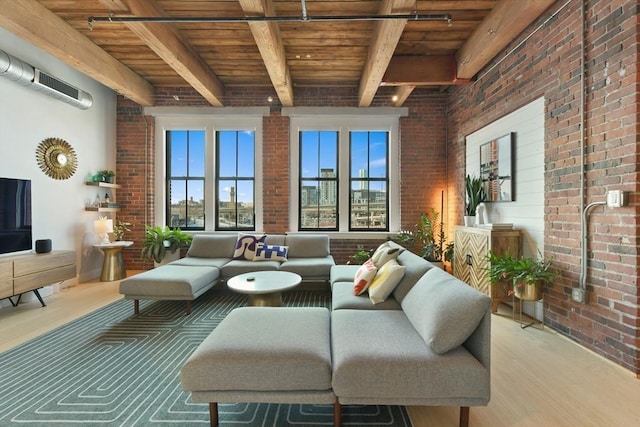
[446, 0, 639, 374]
[117, 87, 449, 270]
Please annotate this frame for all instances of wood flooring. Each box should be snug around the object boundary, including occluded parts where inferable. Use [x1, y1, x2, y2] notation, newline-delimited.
[0, 275, 638, 426]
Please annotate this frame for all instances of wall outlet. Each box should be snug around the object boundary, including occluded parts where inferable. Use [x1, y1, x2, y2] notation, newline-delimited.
[606, 190, 627, 208]
[356, 244, 364, 250]
[572, 288, 588, 304]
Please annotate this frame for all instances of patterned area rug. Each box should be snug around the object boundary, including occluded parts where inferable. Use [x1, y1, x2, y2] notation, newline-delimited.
[0, 289, 412, 426]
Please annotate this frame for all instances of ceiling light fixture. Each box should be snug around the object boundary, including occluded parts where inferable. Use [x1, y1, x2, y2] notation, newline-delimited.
[88, 13, 452, 26]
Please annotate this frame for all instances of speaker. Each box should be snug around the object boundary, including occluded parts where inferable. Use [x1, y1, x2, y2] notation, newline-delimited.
[35, 239, 52, 254]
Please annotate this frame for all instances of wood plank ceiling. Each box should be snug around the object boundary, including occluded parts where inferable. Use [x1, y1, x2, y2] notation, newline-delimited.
[0, 0, 556, 107]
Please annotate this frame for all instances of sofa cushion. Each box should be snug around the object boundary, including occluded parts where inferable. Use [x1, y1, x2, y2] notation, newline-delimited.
[332, 281, 402, 310]
[371, 241, 403, 267]
[330, 265, 361, 286]
[284, 234, 330, 258]
[368, 259, 405, 304]
[353, 259, 377, 295]
[279, 256, 335, 279]
[402, 268, 491, 354]
[254, 243, 288, 261]
[119, 265, 219, 299]
[391, 245, 434, 303]
[221, 259, 280, 279]
[187, 234, 238, 258]
[233, 233, 266, 260]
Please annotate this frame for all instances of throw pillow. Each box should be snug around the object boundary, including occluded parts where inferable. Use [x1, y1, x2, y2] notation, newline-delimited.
[232, 233, 266, 261]
[371, 241, 403, 268]
[368, 259, 405, 304]
[352, 259, 377, 296]
[253, 243, 289, 262]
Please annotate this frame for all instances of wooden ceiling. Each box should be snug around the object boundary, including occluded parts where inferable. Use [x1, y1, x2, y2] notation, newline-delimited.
[0, 0, 555, 107]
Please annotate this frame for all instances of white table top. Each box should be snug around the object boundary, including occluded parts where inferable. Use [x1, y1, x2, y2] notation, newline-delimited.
[93, 240, 134, 249]
[227, 271, 302, 295]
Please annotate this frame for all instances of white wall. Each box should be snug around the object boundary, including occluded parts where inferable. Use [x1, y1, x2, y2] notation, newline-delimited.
[0, 27, 117, 302]
[466, 97, 545, 257]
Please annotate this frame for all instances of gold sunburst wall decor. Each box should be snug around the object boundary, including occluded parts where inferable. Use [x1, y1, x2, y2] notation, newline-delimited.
[36, 137, 78, 180]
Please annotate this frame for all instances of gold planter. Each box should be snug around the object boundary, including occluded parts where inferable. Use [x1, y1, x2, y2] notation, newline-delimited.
[514, 281, 543, 301]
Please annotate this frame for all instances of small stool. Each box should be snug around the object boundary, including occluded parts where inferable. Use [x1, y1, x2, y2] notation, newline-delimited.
[180, 307, 337, 427]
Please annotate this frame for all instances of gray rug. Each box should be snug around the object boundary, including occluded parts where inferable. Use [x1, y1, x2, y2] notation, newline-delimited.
[0, 289, 412, 426]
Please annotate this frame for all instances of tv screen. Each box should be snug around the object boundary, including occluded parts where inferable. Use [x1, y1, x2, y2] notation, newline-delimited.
[0, 177, 33, 255]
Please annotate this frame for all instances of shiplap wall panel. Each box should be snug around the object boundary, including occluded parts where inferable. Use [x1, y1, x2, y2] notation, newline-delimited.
[466, 97, 545, 258]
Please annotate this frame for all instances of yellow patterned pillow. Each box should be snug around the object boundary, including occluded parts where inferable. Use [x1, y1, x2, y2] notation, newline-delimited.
[368, 259, 405, 304]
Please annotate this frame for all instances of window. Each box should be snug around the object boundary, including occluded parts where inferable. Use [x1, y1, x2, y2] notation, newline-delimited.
[299, 131, 339, 230]
[350, 131, 388, 231]
[166, 130, 205, 229]
[152, 109, 266, 231]
[216, 130, 255, 230]
[286, 110, 403, 234]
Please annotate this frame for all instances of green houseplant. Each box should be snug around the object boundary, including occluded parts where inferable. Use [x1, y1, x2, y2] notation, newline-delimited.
[485, 251, 558, 301]
[141, 225, 192, 264]
[465, 174, 485, 225]
[112, 220, 131, 241]
[395, 209, 449, 265]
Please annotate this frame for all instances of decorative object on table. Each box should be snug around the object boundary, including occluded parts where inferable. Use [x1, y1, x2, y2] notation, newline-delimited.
[94, 216, 113, 244]
[464, 174, 485, 226]
[479, 133, 514, 202]
[485, 251, 558, 301]
[112, 221, 131, 241]
[35, 137, 78, 180]
[141, 225, 192, 264]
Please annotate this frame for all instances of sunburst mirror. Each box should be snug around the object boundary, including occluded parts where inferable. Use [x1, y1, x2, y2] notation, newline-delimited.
[36, 137, 78, 180]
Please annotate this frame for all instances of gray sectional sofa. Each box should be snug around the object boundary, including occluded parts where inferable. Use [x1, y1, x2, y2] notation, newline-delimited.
[181, 240, 492, 427]
[119, 233, 335, 314]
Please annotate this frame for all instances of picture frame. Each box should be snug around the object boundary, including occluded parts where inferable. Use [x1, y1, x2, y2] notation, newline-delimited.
[479, 132, 514, 202]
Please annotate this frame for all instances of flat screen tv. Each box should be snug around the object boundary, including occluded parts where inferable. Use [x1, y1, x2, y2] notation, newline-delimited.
[0, 177, 32, 255]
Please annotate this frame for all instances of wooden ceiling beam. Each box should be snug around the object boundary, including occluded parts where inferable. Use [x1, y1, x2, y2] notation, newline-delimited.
[358, 0, 415, 107]
[0, 0, 154, 106]
[456, 0, 556, 80]
[382, 55, 464, 85]
[115, 0, 225, 107]
[238, 0, 294, 107]
[392, 85, 415, 107]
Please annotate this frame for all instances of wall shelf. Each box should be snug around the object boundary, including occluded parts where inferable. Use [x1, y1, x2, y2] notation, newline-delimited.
[85, 181, 120, 212]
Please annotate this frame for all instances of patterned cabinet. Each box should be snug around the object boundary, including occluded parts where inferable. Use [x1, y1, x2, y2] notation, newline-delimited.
[453, 226, 521, 312]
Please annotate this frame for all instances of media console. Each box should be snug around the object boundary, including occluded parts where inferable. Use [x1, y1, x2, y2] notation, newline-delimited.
[0, 250, 76, 307]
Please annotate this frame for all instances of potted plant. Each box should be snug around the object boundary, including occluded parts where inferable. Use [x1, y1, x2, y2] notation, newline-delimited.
[465, 174, 485, 226]
[485, 251, 558, 301]
[394, 209, 450, 267]
[141, 225, 192, 265]
[97, 170, 116, 183]
[347, 248, 373, 265]
[112, 220, 131, 241]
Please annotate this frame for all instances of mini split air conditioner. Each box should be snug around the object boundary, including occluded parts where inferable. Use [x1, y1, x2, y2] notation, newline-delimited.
[0, 49, 93, 110]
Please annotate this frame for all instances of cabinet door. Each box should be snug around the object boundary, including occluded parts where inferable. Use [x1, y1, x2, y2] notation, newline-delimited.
[454, 228, 490, 293]
[0, 260, 12, 299]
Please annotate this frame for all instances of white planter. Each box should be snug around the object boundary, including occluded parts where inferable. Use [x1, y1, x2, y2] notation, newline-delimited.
[154, 250, 180, 267]
[463, 216, 475, 227]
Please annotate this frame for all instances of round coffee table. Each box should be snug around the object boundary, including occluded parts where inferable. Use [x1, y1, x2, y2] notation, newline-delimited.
[227, 271, 302, 306]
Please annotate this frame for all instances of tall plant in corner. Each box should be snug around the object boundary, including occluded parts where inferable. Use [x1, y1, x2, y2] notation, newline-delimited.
[465, 174, 485, 224]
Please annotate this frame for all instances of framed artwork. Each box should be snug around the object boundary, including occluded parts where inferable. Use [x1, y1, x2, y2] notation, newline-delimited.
[480, 133, 514, 202]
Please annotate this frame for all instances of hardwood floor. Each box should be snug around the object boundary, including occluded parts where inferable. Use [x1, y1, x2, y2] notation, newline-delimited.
[1, 277, 638, 426]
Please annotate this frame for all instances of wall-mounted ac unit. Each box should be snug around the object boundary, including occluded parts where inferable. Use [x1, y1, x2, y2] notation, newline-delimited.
[0, 49, 93, 110]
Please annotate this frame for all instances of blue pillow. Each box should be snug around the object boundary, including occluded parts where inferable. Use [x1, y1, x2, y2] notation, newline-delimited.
[253, 243, 288, 262]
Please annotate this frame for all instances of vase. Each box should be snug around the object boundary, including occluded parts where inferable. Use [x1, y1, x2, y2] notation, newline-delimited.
[514, 281, 543, 301]
[463, 216, 475, 227]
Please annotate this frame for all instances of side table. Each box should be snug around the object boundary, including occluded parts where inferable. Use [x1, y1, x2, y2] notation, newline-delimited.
[94, 241, 133, 282]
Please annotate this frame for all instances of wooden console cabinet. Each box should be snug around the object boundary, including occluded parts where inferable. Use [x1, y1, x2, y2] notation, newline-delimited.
[453, 226, 521, 312]
[0, 250, 76, 306]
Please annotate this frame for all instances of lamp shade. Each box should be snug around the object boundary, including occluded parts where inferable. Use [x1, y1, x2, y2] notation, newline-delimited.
[94, 218, 114, 235]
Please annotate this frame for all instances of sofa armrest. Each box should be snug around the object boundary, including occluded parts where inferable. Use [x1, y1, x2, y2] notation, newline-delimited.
[463, 309, 491, 372]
